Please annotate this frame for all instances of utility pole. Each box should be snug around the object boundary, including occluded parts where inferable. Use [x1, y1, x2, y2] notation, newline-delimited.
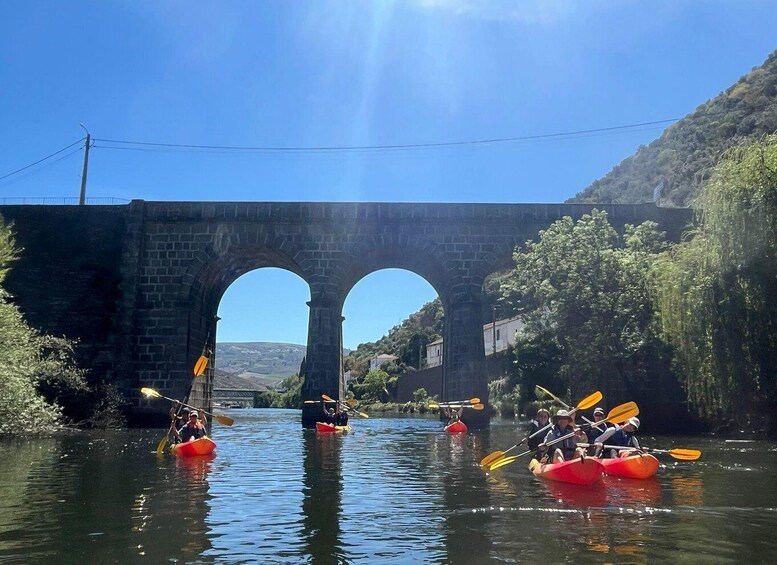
[79, 124, 91, 205]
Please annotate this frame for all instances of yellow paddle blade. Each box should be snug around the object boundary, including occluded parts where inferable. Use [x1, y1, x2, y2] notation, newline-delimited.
[357, 411, 369, 418]
[470, 403, 485, 410]
[535, 385, 561, 403]
[193, 355, 208, 377]
[604, 401, 639, 424]
[141, 387, 162, 399]
[346, 399, 359, 407]
[489, 455, 520, 471]
[480, 450, 505, 467]
[321, 394, 336, 403]
[575, 391, 603, 411]
[215, 414, 235, 426]
[155, 434, 169, 455]
[303, 400, 319, 404]
[666, 448, 701, 460]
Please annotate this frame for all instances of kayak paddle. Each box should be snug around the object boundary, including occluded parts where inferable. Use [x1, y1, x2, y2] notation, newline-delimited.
[322, 394, 369, 418]
[431, 397, 481, 407]
[536, 385, 604, 429]
[576, 443, 701, 460]
[142, 387, 235, 426]
[429, 403, 485, 410]
[479, 390, 602, 468]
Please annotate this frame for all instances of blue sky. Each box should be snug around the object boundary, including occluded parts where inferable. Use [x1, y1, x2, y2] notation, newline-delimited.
[1, 1, 775, 349]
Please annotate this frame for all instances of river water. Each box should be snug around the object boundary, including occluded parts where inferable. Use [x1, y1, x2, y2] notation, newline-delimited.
[1, 409, 776, 564]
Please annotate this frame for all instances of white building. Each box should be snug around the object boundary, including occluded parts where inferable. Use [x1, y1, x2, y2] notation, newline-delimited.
[425, 315, 524, 368]
[369, 353, 398, 371]
[425, 338, 444, 368]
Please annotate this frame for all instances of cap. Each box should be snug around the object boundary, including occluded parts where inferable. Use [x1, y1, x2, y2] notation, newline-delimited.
[189, 412, 199, 418]
[536, 408, 550, 416]
[593, 407, 605, 416]
[553, 409, 572, 420]
[626, 417, 640, 429]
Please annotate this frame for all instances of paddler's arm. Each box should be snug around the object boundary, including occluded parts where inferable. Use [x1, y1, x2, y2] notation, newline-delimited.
[596, 425, 618, 444]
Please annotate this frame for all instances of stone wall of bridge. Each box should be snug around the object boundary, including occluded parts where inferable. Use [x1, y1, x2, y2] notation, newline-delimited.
[0, 201, 692, 428]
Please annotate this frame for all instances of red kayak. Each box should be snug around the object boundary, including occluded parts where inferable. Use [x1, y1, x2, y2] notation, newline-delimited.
[315, 422, 351, 433]
[601, 453, 659, 479]
[171, 436, 217, 457]
[529, 456, 604, 485]
[444, 421, 467, 433]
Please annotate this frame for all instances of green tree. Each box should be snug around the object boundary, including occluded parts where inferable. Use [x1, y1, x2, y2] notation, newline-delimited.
[652, 135, 777, 428]
[501, 209, 672, 406]
[353, 369, 395, 402]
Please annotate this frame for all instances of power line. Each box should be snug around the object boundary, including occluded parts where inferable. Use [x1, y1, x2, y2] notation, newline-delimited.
[93, 118, 680, 154]
[0, 146, 84, 188]
[0, 138, 85, 181]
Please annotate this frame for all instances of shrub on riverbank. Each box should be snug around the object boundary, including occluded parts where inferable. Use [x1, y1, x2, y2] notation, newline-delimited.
[0, 216, 125, 434]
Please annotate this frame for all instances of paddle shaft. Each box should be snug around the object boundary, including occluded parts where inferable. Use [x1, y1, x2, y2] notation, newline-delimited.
[537, 386, 602, 430]
[155, 393, 220, 421]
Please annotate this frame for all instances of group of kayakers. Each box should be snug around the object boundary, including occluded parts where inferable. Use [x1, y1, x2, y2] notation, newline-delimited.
[320, 402, 349, 426]
[524, 405, 641, 464]
[169, 401, 208, 443]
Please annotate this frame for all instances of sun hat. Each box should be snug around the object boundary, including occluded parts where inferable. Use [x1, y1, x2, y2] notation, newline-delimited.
[553, 409, 572, 420]
[626, 417, 640, 429]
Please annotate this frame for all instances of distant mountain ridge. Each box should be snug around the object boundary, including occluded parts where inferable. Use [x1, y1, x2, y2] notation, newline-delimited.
[570, 49, 777, 206]
[216, 342, 306, 380]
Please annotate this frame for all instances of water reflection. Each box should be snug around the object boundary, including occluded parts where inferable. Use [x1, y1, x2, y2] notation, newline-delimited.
[302, 430, 344, 563]
[2, 414, 777, 563]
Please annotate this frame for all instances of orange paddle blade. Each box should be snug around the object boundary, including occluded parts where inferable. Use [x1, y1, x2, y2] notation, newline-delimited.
[193, 355, 208, 377]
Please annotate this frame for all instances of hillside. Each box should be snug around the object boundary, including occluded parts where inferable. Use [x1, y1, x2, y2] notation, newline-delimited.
[570, 49, 777, 206]
[216, 342, 306, 381]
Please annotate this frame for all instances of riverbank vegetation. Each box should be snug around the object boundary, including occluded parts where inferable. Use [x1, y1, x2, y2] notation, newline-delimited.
[0, 217, 125, 435]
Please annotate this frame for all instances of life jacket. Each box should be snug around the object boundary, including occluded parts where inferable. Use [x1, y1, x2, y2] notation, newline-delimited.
[180, 421, 205, 442]
[545, 425, 577, 459]
[609, 428, 636, 448]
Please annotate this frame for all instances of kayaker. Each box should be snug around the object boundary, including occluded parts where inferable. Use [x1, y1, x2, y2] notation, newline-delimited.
[596, 416, 641, 458]
[539, 409, 586, 464]
[322, 405, 337, 425]
[335, 406, 349, 426]
[175, 410, 207, 443]
[521, 408, 550, 452]
[443, 406, 463, 425]
[585, 407, 609, 456]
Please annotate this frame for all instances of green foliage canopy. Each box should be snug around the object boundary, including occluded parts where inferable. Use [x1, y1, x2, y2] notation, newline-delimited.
[652, 134, 777, 423]
[501, 209, 670, 400]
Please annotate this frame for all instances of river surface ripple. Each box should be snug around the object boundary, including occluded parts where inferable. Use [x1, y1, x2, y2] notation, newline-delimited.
[1, 409, 776, 564]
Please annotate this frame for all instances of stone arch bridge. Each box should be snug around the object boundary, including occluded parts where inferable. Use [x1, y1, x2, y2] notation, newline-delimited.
[0, 201, 691, 429]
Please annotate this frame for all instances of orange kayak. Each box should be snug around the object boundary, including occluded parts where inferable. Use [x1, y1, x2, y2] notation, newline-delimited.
[315, 422, 351, 433]
[529, 457, 604, 485]
[444, 421, 467, 433]
[171, 436, 216, 457]
[601, 453, 659, 479]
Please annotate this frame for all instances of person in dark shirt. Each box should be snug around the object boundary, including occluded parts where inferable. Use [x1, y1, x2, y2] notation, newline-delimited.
[585, 407, 609, 456]
[597, 417, 641, 458]
[175, 411, 207, 443]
